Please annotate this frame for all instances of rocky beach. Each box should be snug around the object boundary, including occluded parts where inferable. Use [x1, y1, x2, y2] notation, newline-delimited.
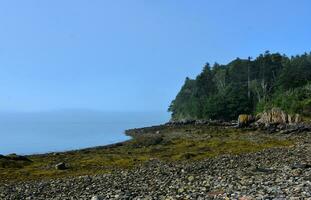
[1, 119, 311, 199]
[1, 135, 311, 199]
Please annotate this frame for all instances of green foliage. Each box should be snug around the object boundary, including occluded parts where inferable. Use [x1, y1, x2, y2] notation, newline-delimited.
[169, 52, 311, 120]
[259, 83, 311, 115]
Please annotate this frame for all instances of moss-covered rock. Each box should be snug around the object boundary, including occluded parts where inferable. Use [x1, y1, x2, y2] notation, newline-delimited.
[238, 114, 254, 127]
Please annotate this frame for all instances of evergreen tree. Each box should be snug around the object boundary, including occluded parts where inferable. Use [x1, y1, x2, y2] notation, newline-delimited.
[169, 52, 311, 120]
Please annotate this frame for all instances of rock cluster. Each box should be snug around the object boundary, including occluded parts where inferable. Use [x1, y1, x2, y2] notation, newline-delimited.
[256, 107, 302, 125]
[237, 108, 309, 133]
[1, 134, 311, 199]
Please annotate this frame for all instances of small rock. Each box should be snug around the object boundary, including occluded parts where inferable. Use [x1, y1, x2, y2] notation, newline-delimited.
[253, 167, 275, 173]
[91, 196, 103, 200]
[187, 175, 194, 182]
[178, 188, 184, 193]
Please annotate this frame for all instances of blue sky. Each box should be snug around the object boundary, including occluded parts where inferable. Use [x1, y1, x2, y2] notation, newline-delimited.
[0, 0, 310, 112]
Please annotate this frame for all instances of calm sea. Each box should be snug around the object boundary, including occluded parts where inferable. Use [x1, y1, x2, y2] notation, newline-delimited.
[0, 111, 170, 155]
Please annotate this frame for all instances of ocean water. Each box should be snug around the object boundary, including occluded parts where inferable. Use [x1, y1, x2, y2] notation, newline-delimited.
[0, 111, 170, 155]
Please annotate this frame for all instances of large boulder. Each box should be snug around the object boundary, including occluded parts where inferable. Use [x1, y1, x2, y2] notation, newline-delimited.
[55, 162, 67, 170]
[238, 114, 254, 127]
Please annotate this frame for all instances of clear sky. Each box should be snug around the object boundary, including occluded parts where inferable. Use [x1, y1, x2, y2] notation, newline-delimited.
[0, 0, 310, 112]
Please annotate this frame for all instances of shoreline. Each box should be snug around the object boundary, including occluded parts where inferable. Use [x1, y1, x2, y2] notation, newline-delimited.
[1, 132, 310, 199]
[0, 110, 170, 156]
[1, 122, 311, 199]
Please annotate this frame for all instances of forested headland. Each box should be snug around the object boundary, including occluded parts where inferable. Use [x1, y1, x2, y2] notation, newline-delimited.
[169, 51, 311, 120]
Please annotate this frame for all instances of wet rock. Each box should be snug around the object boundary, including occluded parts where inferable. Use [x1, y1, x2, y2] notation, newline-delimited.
[253, 167, 276, 173]
[291, 163, 311, 169]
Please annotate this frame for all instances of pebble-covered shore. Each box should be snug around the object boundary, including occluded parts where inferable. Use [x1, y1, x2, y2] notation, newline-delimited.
[1, 133, 311, 200]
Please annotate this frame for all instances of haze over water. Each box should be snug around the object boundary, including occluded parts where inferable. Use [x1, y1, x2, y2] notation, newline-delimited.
[0, 1, 310, 156]
[0, 111, 170, 155]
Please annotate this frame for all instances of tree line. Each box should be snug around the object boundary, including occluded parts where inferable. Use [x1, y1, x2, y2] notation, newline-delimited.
[168, 51, 311, 121]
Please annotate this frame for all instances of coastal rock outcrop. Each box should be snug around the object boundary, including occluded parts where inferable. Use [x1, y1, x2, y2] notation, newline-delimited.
[256, 107, 302, 125]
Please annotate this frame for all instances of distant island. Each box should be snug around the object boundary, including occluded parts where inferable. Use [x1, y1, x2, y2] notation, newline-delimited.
[169, 51, 311, 121]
